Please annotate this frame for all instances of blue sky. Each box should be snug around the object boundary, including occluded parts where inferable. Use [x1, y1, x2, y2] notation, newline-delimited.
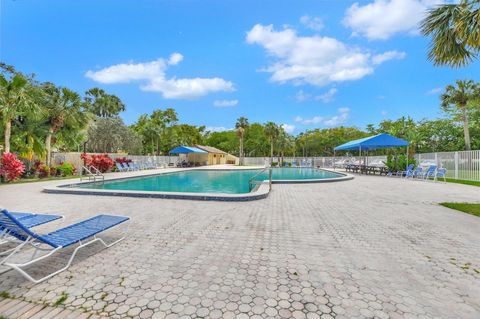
[1, 0, 477, 134]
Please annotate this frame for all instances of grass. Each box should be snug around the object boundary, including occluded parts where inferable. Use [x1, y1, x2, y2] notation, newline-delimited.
[0, 291, 10, 299]
[440, 203, 480, 217]
[54, 292, 68, 306]
[445, 178, 480, 187]
[0, 175, 80, 186]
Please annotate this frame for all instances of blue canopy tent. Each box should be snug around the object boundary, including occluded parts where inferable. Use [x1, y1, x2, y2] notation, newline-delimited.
[333, 133, 409, 170]
[169, 146, 207, 166]
[169, 146, 207, 154]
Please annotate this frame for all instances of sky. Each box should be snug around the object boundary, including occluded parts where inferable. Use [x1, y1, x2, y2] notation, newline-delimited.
[1, 0, 477, 135]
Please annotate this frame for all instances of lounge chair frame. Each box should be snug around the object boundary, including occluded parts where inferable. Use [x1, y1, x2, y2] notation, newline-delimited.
[0, 213, 64, 265]
[0, 212, 130, 284]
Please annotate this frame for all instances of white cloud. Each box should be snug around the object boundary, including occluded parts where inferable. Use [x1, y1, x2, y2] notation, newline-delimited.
[296, 88, 338, 103]
[168, 53, 184, 65]
[86, 53, 234, 99]
[281, 124, 296, 134]
[372, 51, 406, 65]
[246, 24, 404, 87]
[316, 88, 338, 103]
[295, 115, 324, 125]
[85, 59, 166, 84]
[295, 108, 350, 126]
[300, 15, 324, 31]
[381, 110, 388, 116]
[213, 99, 238, 107]
[343, 0, 444, 40]
[426, 87, 442, 95]
[324, 107, 350, 126]
[294, 116, 304, 122]
[295, 90, 311, 102]
[205, 126, 232, 132]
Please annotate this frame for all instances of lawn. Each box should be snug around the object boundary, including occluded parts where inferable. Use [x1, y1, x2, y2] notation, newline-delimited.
[445, 178, 480, 187]
[0, 175, 81, 186]
[440, 203, 480, 217]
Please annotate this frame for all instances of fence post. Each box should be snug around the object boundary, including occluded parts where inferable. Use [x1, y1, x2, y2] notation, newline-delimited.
[454, 152, 459, 180]
[434, 153, 438, 166]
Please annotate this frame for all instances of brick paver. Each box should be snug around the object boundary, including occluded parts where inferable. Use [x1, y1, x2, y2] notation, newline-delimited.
[0, 171, 479, 318]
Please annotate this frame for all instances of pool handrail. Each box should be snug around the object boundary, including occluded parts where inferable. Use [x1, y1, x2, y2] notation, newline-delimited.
[249, 167, 272, 191]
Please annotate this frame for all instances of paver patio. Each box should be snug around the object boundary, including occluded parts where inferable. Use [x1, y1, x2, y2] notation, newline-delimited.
[0, 169, 479, 319]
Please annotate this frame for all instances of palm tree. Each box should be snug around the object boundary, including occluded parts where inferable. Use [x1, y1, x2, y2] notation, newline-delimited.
[276, 128, 292, 166]
[0, 72, 36, 153]
[421, 1, 480, 67]
[440, 80, 479, 150]
[42, 83, 86, 165]
[264, 122, 279, 164]
[12, 117, 47, 172]
[235, 117, 249, 165]
[84, 88, 125, 118]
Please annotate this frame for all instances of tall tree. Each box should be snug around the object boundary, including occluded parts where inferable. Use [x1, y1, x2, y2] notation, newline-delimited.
[421, 1, 480, 67]
[42, 83, 88, 165]
[0, 70, 37, 153]
[87, 117, 141, 153]
[235, 117, 249, 165]
[264, 122, 279, 162]
[440, 80, 479, 150]
[84, 88, 125, 117]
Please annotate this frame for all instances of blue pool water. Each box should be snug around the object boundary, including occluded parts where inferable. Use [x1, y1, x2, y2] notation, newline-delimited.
[77, 168, 344, 194]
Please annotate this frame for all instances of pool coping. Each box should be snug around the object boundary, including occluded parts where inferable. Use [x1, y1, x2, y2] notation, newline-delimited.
[43, 167, 352, 201]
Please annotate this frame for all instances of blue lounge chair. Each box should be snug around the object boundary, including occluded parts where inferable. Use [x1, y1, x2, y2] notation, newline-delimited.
[405, 166, 423, 179]
[121, 162, 131, 171]
[127, 162, 138, 171]
[420, 165, 437, 180]
[1, 212, 63, 261]
[0, 209, 129, 283]
[397, 164, 414, 177]
[411, 167, 423, 178]
[434, 168, 447, 182]
[115, 163, 127, 172]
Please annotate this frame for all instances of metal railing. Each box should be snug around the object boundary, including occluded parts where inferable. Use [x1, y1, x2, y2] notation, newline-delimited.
[248, 167, 273, 191]
[80, 166, 104, 183]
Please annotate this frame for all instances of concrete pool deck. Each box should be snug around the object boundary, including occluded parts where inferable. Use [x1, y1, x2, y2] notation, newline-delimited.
[0, 168, 479, 318]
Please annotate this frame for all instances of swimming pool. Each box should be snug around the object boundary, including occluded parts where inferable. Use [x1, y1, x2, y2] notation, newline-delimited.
[75, 168, 346, 194]
[45, 168, 351, 201]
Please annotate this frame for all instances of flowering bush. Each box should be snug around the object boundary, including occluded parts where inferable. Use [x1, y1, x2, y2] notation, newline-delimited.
[38, 164, 51, 178]
[0, 153, 26, 182]
[81, 153, 114, 173]
[115, 157, 132, 164]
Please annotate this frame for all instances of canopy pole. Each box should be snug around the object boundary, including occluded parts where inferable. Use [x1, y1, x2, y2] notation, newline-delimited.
[333, 150, 336, 171]
[406, 146, 409, 170]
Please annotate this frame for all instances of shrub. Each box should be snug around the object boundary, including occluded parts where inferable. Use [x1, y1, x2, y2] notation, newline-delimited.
[56, 162, 76, 176]
[81, 153, 114, 173]
[398, 155, 417, 171]
[0, 153, 25, 182]
[271, 162, 278, 167]
[385, 154, 417, 172]
[115, 157, 132, 164]
[38, 164, 51, 178]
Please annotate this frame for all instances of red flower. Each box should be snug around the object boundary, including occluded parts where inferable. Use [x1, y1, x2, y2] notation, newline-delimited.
[81, 153, 114, 173]
[0, 153, 26, 182]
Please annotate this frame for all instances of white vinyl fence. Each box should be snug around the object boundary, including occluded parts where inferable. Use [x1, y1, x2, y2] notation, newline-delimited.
[244, 150, 480, 182]
[50, 150, 480, 181]
[51, 152, 179, 175]
[416, 151, 480, 181]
